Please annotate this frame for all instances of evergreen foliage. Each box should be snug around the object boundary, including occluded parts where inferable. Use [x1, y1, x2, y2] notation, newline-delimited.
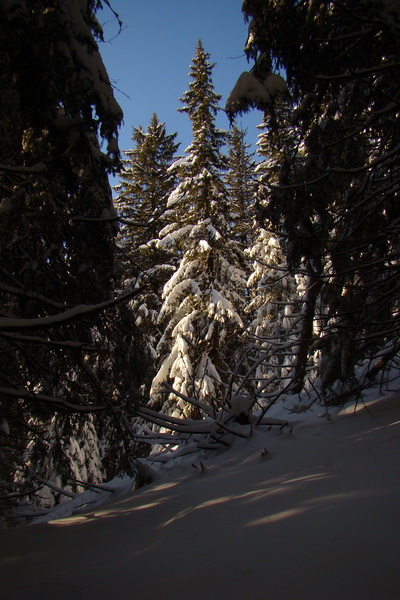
[246, 110, 305, 394]
[226, 126, 257, 246]
[113, 114, 180, 392]
[178, 40, 227, 177]
[150, 41, 248, 417]
[4, 0, 400, 523]
[115, 113, 180, 260]
[0, 0, 140, 516]
[233, 0, 400, 398]
[246, 230, 300, 391]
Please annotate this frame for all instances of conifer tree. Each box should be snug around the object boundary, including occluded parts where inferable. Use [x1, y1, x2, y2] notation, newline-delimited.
[18, 413, 103, 510]
[246, 108, 308, 393]
[115, 114, 180, 263]
[226, 125, 256, 246]
[150, 41, 248, 417]
[0, 0, 143, 515]
[113, 115, 180, 391]
[232, 0, 400, 399]
[246, 230, 300, 389]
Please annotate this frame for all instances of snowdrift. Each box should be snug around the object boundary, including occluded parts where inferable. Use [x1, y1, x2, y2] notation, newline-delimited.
[2, 389, 400, 600]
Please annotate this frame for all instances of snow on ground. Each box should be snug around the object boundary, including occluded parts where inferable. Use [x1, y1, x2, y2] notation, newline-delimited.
[2, 385, 400, 599]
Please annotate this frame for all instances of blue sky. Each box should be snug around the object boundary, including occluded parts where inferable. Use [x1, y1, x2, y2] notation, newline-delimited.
[99, 1, 263, 183]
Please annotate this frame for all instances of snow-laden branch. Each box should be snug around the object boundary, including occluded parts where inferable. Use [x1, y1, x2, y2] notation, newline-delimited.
[0, 162, 47, 173]
[1, 332, 89, 349]
[0, 282, 66, 310]
[12, 464, 78, 499]
[0, 287, 145, 331]
[161, 382, 217, 418]
[0, 386, 107, 412]
[305, 60, 400, 81]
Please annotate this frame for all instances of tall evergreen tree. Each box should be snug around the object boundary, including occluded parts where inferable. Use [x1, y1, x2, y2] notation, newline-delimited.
[226, 125, 256, 246]
[0, 0, 145, 515]
[245, 108, 309, 393]
[115, 113, 180, 262]
[113, 115, 180, 392]
[150, 41, 248, 417]
[231, 0, 400, 399]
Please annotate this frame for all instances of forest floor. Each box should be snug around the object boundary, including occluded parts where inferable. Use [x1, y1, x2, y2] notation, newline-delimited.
[2, 386, 400, 600]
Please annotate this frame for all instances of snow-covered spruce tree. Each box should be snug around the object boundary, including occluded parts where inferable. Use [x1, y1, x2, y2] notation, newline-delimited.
[245, 103, 311, 395]
[231, 0, 400, 400]
[246, 230, 301, 392]
[113, 115, 180, 392]
[225, 125, 257, 247]
[114, 113, 180, 262]
[15, 413, 103, 511]
[0, 1, 144, 516]
[149, 41, 248, 418]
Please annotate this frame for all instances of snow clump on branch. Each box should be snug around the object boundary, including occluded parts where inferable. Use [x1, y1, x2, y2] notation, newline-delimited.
[226, 66, 288, 119]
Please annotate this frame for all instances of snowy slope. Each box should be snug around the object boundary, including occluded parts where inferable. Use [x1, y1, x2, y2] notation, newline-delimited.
[1, 389, 400, 600]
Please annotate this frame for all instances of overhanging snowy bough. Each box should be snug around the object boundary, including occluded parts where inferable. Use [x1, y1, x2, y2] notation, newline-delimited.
[133, 382, 289, 463]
